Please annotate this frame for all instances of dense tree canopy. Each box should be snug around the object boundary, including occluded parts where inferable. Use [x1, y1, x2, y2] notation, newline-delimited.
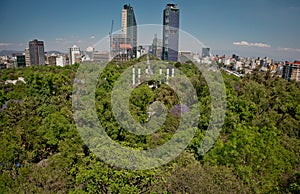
[0, 58, 299, 193]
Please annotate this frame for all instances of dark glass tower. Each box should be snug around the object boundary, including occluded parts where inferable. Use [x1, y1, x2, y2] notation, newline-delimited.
[29, 39, 45, 66]
[162, 4, 179, 62]
[122, 4, 137, 58]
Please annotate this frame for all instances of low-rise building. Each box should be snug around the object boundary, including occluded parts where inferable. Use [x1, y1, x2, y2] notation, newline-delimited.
[93, 51, 109, 62]
[56, 55, 66, 67]
[46, 54, 57, 66]
[17, 55, 26, 67]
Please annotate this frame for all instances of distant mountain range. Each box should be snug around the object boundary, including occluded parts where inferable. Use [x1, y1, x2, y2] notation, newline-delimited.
[0, 50, 65, 56]
[46, 51, 65, 55]
[0, 50, 23, 56]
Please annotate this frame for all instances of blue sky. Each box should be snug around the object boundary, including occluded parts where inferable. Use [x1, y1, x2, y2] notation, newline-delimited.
[0, 0, 300, 61]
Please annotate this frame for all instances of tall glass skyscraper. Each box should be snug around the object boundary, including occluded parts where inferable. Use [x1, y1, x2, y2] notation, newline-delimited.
[162, 4, 179, 62]
[122, 4, 137, 58]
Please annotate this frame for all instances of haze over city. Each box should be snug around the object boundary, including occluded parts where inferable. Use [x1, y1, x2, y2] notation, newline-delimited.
[1, 0, 300, 61]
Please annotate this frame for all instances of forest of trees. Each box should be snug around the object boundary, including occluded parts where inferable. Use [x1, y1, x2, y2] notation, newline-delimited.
[0, 57, 299, 193]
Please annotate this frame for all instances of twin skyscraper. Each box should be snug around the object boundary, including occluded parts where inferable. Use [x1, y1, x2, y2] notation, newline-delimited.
[113, 4, 180, 62]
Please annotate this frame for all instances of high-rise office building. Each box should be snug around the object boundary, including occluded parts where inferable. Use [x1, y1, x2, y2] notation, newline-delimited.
[282, 61, 300, 81]
[151, 34, 163, 59]
[24, 48, 30, 67]
[69, 45, 81, 65]
[29, 39, 45, 66]
[202, 48, 210, 58]
[122, 4, 137, 58]
[111, 34, 132, 61]
[162, 4, 179, 62]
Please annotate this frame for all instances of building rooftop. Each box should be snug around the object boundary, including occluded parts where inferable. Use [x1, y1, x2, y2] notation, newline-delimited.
[166, 4, 178, 9]
[123, 4, 133, 10]
[294, 61, 300, 65]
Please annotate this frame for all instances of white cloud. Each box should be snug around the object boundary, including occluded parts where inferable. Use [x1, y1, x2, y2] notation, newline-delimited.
[0, 43, 12, 46]
[233, 41, 271, 48]
[288, 6, 300, 10]
[278, 47, 300, 52]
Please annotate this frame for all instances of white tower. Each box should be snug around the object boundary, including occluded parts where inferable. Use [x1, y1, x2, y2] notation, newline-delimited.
[132, 66, 136, 85]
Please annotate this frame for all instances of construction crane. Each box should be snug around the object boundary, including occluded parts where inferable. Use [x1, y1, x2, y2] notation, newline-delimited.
[109, 20, 114, 61]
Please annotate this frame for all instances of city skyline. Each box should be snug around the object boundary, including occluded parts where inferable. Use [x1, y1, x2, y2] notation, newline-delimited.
[0, 0, 300, 61]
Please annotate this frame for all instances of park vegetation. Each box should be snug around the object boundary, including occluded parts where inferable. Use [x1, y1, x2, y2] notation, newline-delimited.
[0, 57, 299, 193]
